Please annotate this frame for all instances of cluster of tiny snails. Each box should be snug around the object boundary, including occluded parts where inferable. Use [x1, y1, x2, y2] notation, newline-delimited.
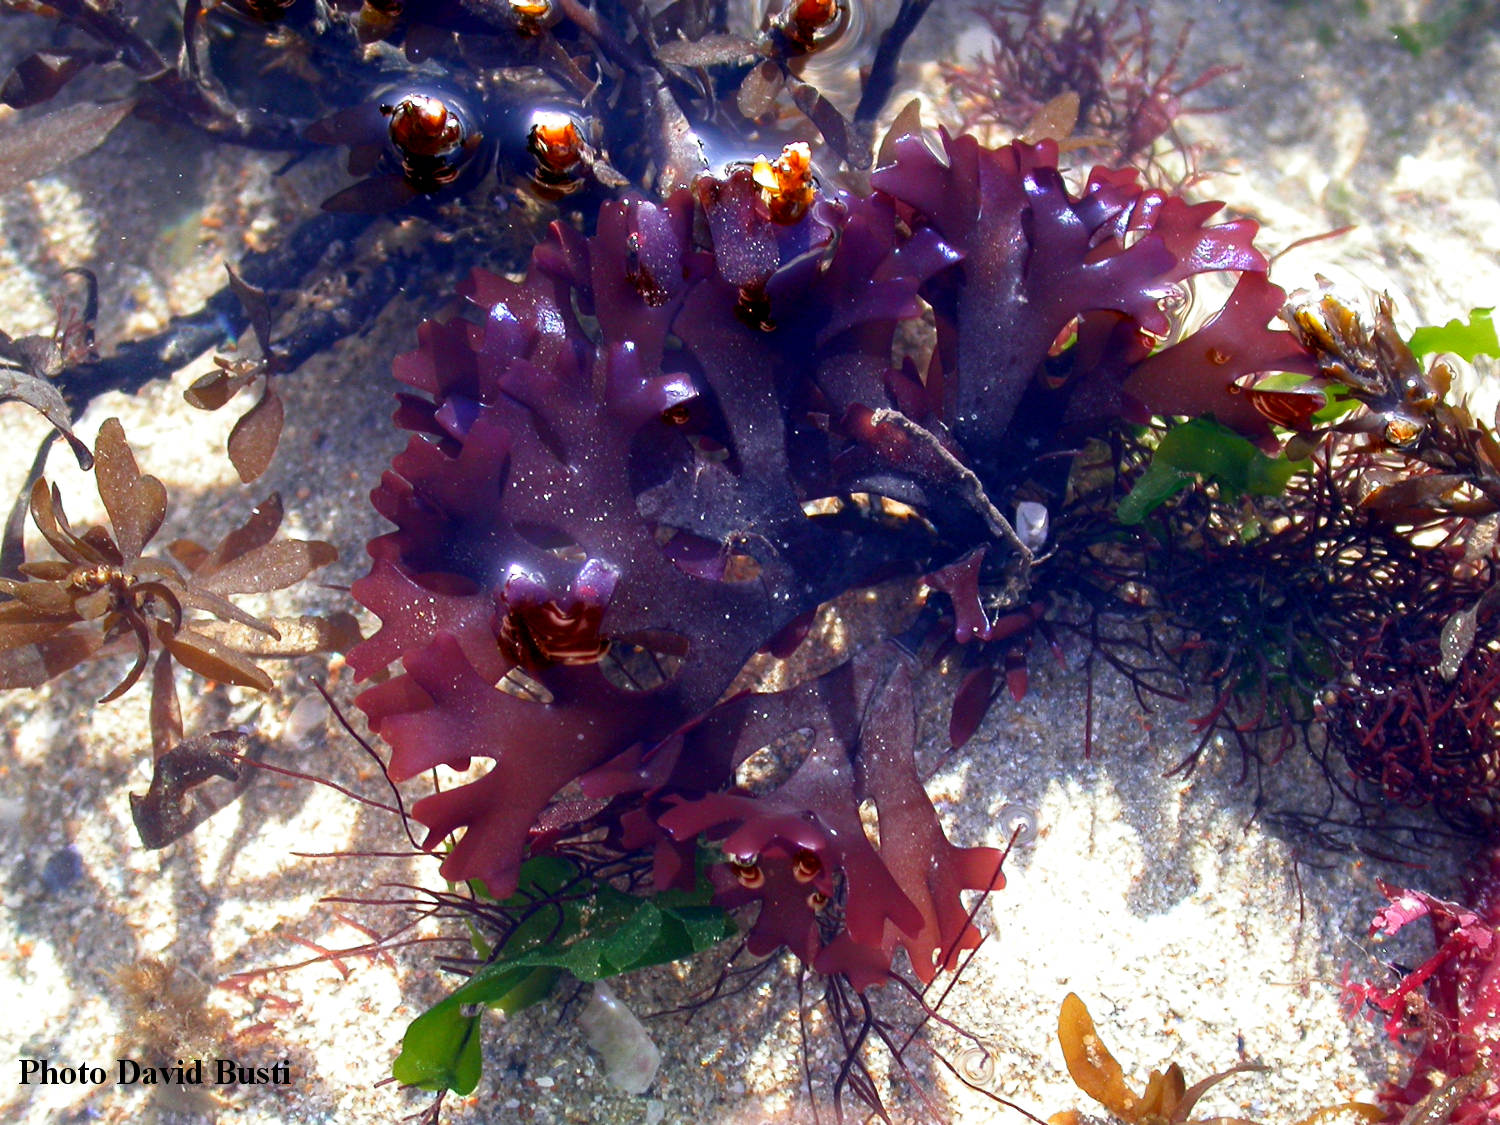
[294, 0, 857, 214]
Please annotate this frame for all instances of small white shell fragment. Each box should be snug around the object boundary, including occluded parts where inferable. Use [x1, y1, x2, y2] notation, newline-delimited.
[1015, 501, 1048, 551]
[577, 983, 661, 1094]
[284, 693, 330, 744]
[1438, 604, 1478, 681]
[998, 802, 1038, 847]
[958, 1041, 996, 1084]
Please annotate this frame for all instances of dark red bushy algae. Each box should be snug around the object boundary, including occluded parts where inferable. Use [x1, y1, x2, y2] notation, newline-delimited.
[349, 122, 1303, 995]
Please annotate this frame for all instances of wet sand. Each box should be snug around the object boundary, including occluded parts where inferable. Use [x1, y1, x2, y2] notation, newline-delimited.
[1, 3, 1497, 1122]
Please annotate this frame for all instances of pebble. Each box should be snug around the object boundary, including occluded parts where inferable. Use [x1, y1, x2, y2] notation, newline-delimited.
[41, 846, 83, 893]
[0, 796, 23, 841]
[578, 983, 661, 1095]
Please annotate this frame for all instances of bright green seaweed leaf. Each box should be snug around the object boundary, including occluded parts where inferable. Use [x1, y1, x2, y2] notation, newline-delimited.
[1117, 417, 1308, 525]
[392, 998, 484, 1095]
[393, 851, 734, 1095]
[1408, 307, 1499, 362]
[496, 879, 735, 980]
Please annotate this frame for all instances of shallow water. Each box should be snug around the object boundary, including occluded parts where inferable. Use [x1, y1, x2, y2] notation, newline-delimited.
[0, 3, 1497, 1123]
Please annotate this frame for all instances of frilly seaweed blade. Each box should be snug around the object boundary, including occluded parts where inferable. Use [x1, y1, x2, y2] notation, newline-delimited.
[349, 125, 1308, 988]
[1347, 856, 1500, 1124]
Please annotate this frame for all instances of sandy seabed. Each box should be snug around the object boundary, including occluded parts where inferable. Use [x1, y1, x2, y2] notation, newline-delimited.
[1, 2, 1498, 1122]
